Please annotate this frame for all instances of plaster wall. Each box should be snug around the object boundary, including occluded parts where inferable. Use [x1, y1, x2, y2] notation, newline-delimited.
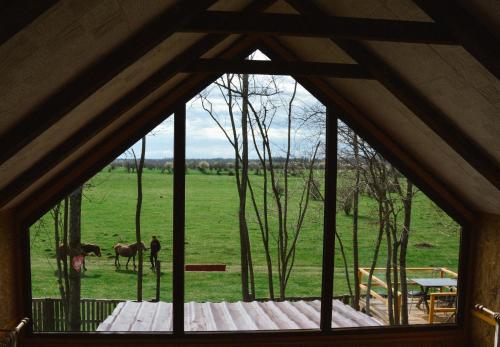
[0, 210, 22, 329]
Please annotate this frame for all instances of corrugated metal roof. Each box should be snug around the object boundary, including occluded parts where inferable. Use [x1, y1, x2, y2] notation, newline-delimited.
[97, 300, 382, 331]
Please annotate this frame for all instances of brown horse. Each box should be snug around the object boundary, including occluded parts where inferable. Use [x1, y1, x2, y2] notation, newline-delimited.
[114, 242, 147, 269]
[57, 243, 101, 271]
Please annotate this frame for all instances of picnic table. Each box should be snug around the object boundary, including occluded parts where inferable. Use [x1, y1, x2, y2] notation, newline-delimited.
[411, 278, 457, 313]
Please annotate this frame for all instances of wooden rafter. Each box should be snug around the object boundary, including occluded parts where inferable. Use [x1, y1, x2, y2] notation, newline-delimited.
[18, 33, 475, 225]
[183, 59, 372, 79]
[184, 11, 456, 44]
[0, 36, 223, 209]
[285, 0, 500, 192]
[19, 35, 261, 224]
[0, 0, 218, 167]
[0, 0, 56, 45]
[0, 0, 279, 210]
[414, 0, 500, 79]
[258, 36, 475, 224]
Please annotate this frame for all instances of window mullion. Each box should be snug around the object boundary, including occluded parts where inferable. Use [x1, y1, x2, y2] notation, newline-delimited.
[173, 104, 186, 335]
[320, 106, 337, 332]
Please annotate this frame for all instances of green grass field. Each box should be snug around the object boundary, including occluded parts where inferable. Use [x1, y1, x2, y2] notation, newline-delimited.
[30, 168, 461, 302]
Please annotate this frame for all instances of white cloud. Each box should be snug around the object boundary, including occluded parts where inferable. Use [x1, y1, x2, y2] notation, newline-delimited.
[120, 67, 324, 159]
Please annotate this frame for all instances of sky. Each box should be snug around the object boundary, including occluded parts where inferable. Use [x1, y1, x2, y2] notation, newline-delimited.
[122, 51, 323, 160]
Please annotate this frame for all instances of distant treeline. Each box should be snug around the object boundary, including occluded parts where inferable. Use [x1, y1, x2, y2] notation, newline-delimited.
[108, 157, 329, 174]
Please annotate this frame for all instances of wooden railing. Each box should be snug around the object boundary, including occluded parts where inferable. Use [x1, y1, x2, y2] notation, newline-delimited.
[358, 267, 458, 323]
[358, 267, 403, 317]
[32, 298, 123, 332]
[0, 318, 29, 347]
[472, 304, 500, 327]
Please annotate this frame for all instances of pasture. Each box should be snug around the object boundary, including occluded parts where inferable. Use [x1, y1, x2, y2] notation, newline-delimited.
[30, 168, 461, 302]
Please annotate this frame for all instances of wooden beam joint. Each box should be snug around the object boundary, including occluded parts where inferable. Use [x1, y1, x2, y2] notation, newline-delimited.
[185, 11, 457, 44]
[183, 59, 373, 79]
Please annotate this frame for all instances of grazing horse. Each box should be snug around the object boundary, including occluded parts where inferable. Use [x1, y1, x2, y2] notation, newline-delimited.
[57, 243, 102, 271]
[114, 242, 147, 270]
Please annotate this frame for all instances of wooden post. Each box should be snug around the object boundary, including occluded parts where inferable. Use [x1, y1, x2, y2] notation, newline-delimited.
[358, 269, 363, 293]
[397, 292, 402, 322]
[42, 299, 54, 332]
[428, 294, 436, 324]
[155, 260, 161, 302]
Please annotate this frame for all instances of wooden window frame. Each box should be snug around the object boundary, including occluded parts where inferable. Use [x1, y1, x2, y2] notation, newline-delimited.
[20, 70, 471, 345]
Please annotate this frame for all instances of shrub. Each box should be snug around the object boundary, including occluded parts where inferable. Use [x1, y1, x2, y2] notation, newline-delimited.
[163, 162, 173, 174]
[337, 186, 353, 216]
[197, 161, 210, 174]
[274, 181, 284, 197]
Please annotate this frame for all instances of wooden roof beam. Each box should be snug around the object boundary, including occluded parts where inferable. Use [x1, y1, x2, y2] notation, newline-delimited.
[18, 36, 261, 224]
[0, 36, 224, 210]
[414, 0, 500, 79]
[0, 0, 57, 45]
[285, 0, 500, 191]
[258, 36, 475, 224]
[182, 59, 373, 79]
[0, 0, 279, 210]
[0, 0, 219, 167]
[184, 11, 457, 44]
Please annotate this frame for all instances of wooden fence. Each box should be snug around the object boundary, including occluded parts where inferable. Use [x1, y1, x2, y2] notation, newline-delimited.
[32, 298, 123, 332]
[32, 295, 352, 332]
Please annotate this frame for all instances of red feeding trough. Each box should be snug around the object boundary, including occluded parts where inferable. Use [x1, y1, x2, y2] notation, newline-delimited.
[185, 264, 226, 272]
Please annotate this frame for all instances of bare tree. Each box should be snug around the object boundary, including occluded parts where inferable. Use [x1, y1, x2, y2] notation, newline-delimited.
[352, 132, 361, 310]
[199, 72, 324, 300]
[199, 73, 255, 301]
[132, 137, 146, 301]
[247, 80, 321, 299]
[68, 186, 82, 332]
[62, 197, 70, 323]
[398, 178, 413, 324]
[51, 202, 67, 319]
[352, 134, 417, 324]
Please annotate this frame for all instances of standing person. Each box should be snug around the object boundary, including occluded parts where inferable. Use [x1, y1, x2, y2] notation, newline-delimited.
[150, 235, 161, 270]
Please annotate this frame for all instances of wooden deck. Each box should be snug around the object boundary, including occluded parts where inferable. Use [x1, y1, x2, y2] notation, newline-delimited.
[359, 297, 455, 325]
[357, 267, 458, 325]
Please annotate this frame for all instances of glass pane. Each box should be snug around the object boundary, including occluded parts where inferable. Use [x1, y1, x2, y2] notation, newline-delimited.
[333, 121, 461, 328]
[184, 54, 325, 331]
[29, 118, 174, 332]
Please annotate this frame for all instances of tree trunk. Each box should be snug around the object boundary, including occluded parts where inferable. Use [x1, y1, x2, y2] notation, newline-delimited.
[392, 231, 400, 325]
[335, 231, 353, 299]
[135, 137, 146, 301]
[68, 186, 82, 332]
[247, 117, 275, 299]
[62, 197, 70, 325]
[352, 133, 361, 310]
[261, 138, 274, 299]
[384, 204, 395, 325]
[241, 73, 255, 300]
[365, 202, 384, 315]
[399, 180, 413, 324]
[53, 202, 67, 310]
